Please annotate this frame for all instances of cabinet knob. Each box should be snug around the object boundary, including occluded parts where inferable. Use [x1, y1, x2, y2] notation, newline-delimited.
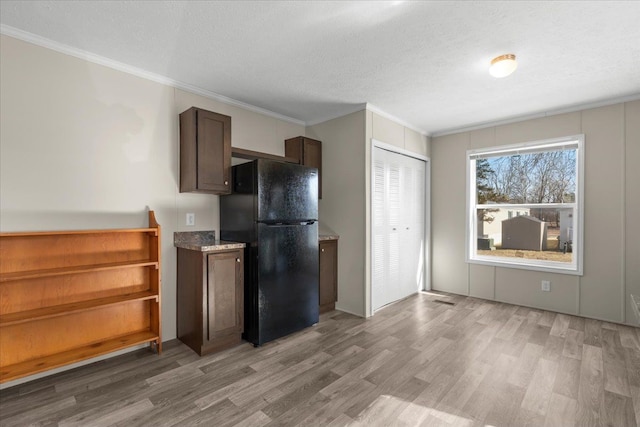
[392, 228, 396, 231]
[224, 181, 229, 185]
[321, 248, 325, 252]
[236, 258, 241, 263]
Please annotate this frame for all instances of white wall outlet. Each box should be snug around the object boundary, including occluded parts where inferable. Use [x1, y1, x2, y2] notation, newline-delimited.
[186, 213, 195, 226]
[541, 280, 551, 292]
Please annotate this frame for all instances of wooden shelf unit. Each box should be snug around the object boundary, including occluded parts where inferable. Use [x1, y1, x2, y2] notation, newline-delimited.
[0, 259, 159, 282]
[0, 211, 162, 383]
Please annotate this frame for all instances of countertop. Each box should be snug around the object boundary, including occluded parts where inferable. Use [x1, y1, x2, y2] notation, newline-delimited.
[174, 231, 245, 252]
[319, 234, 340, 241]
[318, 221, 339, 241]
[175, 230, 338, 250]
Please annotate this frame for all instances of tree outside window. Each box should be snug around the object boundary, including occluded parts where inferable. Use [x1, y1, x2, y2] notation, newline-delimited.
[467, 135, 584, 275]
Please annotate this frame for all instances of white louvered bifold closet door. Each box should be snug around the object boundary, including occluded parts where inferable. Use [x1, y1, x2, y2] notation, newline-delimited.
[372, 147, 426, 312]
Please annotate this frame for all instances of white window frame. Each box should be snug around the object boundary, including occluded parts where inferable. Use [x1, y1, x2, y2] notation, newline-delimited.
[466, 135, 584, 275]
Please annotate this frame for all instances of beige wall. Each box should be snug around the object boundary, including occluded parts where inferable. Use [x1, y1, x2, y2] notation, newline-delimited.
[307, 109, 429, 317]
[0, 34, 305, 371]
[432, 132, 470, 296]
[431, 101, 640, 325]
[307, 111, 367, 316]
[369, 111, 429, 156]
[625, 101, 640, 325]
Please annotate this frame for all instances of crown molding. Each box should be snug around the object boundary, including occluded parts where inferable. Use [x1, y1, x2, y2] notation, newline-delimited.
[365, 103, 429, 136]
[305, 104, 368, 127]
[306, 103, 430, 138]
[431, 93, 640, 138]
[0, 25, 306, 127]
[6, 25, 635, 138]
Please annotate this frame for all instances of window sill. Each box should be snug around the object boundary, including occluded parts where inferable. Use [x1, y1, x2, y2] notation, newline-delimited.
[467, 256, 583, 276]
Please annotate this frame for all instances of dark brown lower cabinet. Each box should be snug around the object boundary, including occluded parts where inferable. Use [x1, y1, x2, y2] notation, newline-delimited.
[177, 248, 244, 356]
[319, 239, 338, 314]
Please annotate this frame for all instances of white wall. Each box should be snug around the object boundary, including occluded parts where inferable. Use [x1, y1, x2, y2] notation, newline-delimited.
[431, 101, 640, 325]
[0, 34, 304, 385]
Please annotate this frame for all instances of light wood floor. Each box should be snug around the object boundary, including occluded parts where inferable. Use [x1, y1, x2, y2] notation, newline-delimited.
[1, 292, 639, 426]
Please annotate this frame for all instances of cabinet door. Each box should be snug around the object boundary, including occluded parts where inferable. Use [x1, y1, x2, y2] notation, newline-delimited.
[197, 109, 231, 194]
[180, 107, 231, 194]
[303, 139, 322, 199]
[285, 136, 322, 199]
[206, 250, 243, 342]
[319, 240, 337, 313]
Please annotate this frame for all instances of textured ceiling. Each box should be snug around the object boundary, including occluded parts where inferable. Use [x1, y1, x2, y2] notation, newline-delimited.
[1, 1, 640, 135]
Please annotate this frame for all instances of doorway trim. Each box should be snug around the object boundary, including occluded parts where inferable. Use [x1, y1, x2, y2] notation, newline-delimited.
[369, 138, 431, 316]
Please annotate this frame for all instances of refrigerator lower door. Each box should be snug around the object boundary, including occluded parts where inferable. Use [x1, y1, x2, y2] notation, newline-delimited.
[252, 222, 319, 345]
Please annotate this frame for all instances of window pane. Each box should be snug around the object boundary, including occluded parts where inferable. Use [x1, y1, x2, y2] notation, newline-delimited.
[475, 207, 574, 264]
[475, 149, 577, 204]
[468, 135, 583, 274]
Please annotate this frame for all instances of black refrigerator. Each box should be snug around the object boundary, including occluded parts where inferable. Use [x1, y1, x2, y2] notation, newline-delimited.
[220, 159, 319, 346]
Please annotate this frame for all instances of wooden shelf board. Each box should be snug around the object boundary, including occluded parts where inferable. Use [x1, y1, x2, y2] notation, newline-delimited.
[0, 228, 158, 238]
[231, 147, 299, 164]
[0, 331, 159, 383]
[0, 260, 159, 283]
[0, 291, 159, 327]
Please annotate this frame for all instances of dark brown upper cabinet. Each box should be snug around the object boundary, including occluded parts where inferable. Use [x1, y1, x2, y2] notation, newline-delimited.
[285, 136, 322, 198]
[180, 107, 231, 194]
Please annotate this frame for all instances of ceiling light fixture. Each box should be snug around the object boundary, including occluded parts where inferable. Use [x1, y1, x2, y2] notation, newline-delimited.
[489, 54, 517, 78]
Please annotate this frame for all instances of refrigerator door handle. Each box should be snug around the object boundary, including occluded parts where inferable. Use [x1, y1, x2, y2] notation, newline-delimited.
[259, 220, 317, 226]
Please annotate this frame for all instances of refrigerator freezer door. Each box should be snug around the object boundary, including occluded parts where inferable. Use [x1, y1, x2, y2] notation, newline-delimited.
[253, 222, 319, 345]
[257, 160, 318, 222]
